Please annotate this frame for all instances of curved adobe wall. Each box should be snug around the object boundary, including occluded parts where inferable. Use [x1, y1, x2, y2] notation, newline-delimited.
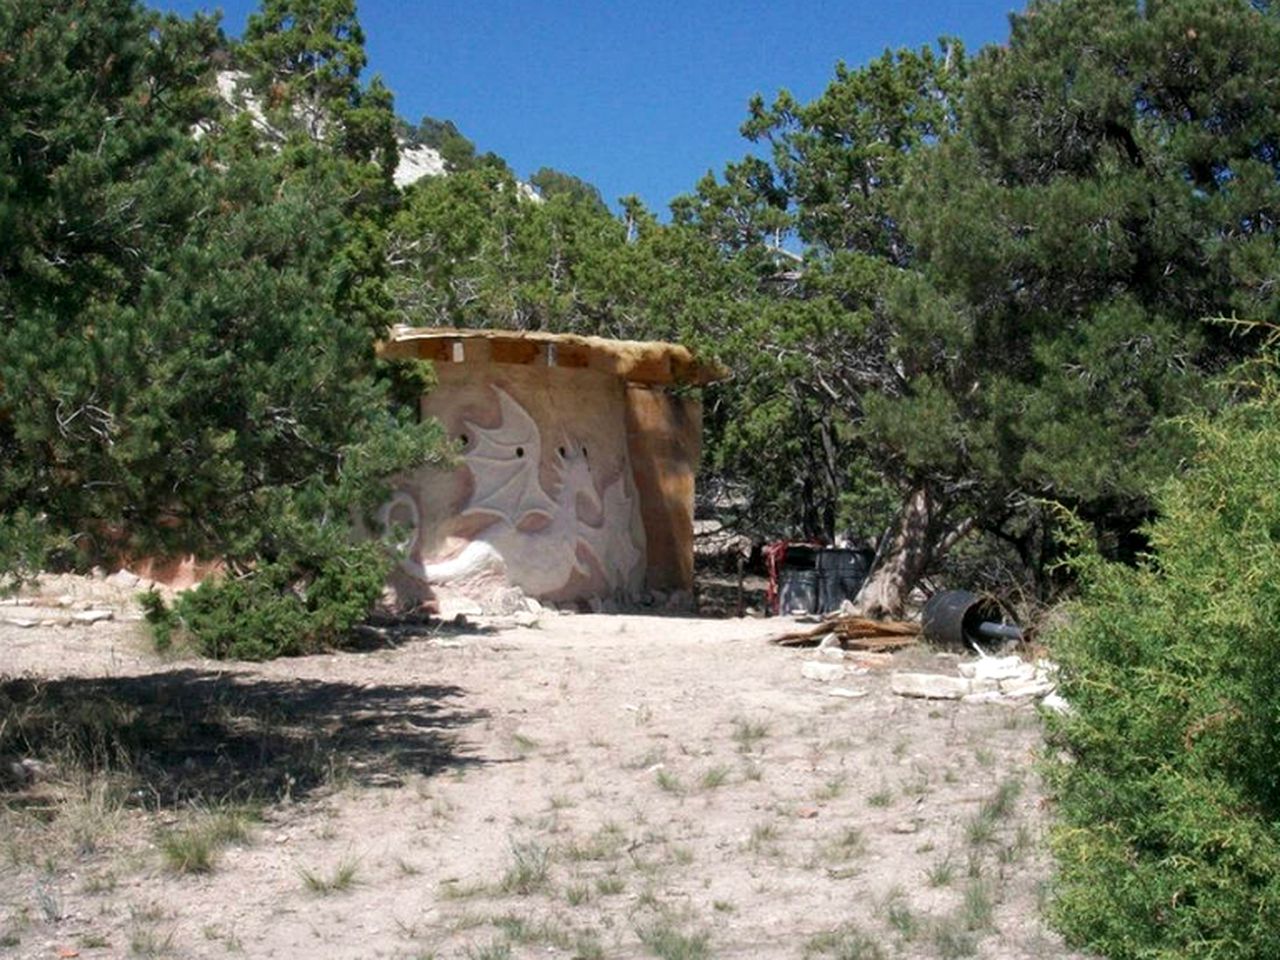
[385, 359, 647, 606]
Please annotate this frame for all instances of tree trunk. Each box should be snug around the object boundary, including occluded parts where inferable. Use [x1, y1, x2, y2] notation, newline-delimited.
[855, 485, 941, 619]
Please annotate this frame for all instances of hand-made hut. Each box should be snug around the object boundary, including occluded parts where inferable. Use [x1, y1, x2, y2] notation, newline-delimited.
[376, 327, 727, 612]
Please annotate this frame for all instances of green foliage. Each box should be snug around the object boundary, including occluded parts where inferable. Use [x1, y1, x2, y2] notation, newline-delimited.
[155, 544, 385, 661]
[0, 0, 448, 655]
[0, 510, 53, 596]
[1046, 354, 1280, 959]
[142, 420, 447, 660]
[676, 0, 1280, 605]
[398, 114, 479, 169]
[528, 166, 608, 214]
[242, 0, 367, 142]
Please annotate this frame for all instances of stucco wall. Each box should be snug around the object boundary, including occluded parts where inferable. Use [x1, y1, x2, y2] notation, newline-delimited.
[625, 385, 701, 594]
[384, 357, 649, 606]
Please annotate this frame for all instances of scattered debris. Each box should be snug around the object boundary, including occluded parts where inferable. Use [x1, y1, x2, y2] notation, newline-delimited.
[892, 655, 1061, 706]
[772, 614, 920, 652]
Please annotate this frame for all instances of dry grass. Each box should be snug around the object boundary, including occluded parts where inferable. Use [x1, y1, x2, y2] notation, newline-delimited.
[299, 855, 360, 894]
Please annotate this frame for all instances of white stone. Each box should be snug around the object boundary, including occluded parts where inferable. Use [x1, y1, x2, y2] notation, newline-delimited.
[825, 687, 868, 699]
[393, 143, 448, 188]
[801, 661, 846, 683]
[959, 655, 1035, 683]
[108, 569, 140, 589]
[968, 678, 1002, 695]
[961, 690, 1008, 705]
[890, 672, 972, 700]
[72, 610, 114, 624]
[814, 645, 846, 663]
[1040, 692, 1072, 715]
[3, 617, 39, 628]
[999, 676, 1056, 699]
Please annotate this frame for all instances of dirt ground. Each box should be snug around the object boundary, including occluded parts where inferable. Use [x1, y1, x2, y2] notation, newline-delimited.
[1, 578, 1090, 960]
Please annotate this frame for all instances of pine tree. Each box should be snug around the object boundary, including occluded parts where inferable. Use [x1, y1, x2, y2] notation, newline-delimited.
[0, 0, 447, 649]
[682, 1, 1280, 613]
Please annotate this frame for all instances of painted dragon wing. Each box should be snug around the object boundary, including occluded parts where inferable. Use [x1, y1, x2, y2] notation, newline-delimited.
[460, 387, 558, 522]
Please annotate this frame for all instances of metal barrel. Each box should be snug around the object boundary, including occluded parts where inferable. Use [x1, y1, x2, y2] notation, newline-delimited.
[921, 590, 1021, 646]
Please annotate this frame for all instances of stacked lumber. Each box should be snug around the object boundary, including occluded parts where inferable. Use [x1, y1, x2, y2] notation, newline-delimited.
[771, 615, 920, 652]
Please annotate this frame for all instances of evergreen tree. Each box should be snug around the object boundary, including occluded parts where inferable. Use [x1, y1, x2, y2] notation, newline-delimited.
[528, 166, 609, 215]
[682, 0, 1280, 613]
[0, 0, 446, 649]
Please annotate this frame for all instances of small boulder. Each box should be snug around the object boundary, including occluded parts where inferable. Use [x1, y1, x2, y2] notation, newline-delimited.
[801, 661, 846, 683]
[999, 676, 1056, 699]
[825, 686, 868, 699]
[108, 569, 140, 589]
[890, 672, 972, 700]
[959, 655, 1035, 683]
[71, 609, 114, 624]
[1040, 692, 1072, 715]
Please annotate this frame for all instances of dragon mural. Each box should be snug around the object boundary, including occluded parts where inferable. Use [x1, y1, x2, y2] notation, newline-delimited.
[382, 386, 645, 599]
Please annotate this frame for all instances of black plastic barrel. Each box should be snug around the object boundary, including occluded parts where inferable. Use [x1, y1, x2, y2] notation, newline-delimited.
[815, 549, 873, 614]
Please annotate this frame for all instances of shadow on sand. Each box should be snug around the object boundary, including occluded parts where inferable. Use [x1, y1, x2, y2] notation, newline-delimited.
[0, 668, 489, 806]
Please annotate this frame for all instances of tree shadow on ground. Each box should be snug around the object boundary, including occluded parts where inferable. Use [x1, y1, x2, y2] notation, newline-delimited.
[0, 669, 489, 807]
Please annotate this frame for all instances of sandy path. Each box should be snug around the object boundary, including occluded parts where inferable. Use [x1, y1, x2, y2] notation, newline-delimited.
[1, 601, 1089, 959]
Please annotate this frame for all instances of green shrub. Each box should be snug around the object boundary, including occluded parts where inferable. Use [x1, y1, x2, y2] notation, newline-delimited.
[1045, 377, 1280, 959]
[144, 540, 386, 661]
[0, 510, 51, 596]
[139, 421, 447, 661]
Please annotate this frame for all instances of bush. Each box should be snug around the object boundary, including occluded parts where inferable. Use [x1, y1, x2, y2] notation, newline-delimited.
[1045, 377, 1280, 959]
[140, 423, 445, 661]
[0, 510, 51, 596]
[145, 542, 386, 661]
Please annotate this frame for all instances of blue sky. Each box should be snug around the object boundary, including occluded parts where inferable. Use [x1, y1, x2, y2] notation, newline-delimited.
[156, 1, 1019, 214]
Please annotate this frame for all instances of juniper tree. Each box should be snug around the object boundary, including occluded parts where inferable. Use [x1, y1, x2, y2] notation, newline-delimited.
[0, 0, 446, 646]
[680, 0, 1280, 613]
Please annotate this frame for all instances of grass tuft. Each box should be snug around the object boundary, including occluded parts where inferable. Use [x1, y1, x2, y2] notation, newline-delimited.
[299, 855, 359, 894]
[803, 923, 886, 959]
[730, 717, 769, 753]
[636, 918, 711, 960]
[699, 765, 730, 790]
[500, 841, 550, 895]
[655, 768, 684, 794]
[926, 854, 956, 887]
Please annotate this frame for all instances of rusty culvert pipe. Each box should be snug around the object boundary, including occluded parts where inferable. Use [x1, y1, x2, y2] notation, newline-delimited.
[921, 589, 1024, 646]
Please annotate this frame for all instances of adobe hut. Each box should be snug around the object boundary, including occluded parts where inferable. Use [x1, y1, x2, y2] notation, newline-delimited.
[376, 327, 726, 612]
